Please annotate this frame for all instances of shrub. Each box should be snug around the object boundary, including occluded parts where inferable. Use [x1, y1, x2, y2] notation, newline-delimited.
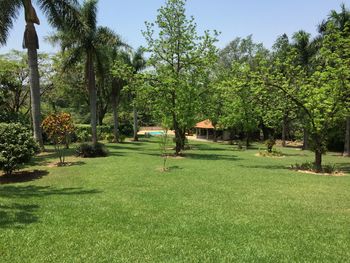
[237, 140, 244, 150]
[119, 134, 126, 143]
[291, 162, 338, 174]
[76, 143, 109, 158]
[265, 138, 276, 153]
[259, 149, 284, 157]
[42, 113, 75, 165]
[76, 129, 91, 142]
[105, 133, 114, 143]
[0, 123, 39, 175]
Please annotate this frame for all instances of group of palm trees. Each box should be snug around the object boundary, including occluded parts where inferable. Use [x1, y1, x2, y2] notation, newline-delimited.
[0, 0, 146, 149]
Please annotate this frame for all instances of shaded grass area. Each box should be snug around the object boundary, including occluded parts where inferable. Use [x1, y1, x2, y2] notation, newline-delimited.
[0, 139, 349, 262]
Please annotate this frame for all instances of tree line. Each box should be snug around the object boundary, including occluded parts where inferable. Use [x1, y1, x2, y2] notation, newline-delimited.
[0, 0, 349, 172]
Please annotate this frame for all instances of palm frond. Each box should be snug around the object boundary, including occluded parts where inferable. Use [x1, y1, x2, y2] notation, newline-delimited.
[62, 46, 84, 71]
[0, 0, 22, 45]
[36, 0, 80, 31]
[81, 0, 98, 32]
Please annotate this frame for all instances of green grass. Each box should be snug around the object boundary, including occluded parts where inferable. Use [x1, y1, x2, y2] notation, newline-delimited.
[1, 139, 350, 262]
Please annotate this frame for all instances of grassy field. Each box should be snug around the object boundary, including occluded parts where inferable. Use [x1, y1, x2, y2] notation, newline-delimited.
[0, 138, 349, 262]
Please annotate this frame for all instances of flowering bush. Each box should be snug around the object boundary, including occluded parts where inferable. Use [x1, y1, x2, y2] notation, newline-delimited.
[42, 113, 75, 165]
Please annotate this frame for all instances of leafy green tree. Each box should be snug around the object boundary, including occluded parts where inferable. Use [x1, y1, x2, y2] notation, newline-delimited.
[291, 30, 319, 149]
[319, 4, 350, 156]
[143, 0, 218, 155]
[0, 0, 79, 149]
[266, 29, 349, 172]
[110, 55, 133, 142]
[130, 47, 147, 141]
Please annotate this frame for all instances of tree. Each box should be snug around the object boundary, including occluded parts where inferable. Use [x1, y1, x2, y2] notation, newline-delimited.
[0, 0, 79, 150]
[265, 29, 349, 172]
[291, 30, 319, 150]
[110, 54, 133, 142]
[319, 4, 350, 157]
[129, 47, 147, 141]
[143, 0, 218, 155]
[42, 112, 75, 165]
[50, 0, 123, 145]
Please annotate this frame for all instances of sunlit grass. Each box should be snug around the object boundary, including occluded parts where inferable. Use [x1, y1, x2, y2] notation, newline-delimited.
[0, 138, 349, 262]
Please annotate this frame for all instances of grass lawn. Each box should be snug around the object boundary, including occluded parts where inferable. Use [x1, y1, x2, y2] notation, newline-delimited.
[0, 138, 349, 262]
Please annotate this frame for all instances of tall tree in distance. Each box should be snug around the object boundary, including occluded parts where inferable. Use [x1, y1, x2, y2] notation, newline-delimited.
[143, 0, 218, 155]
[130, 47, 147, 141]
[292, 30, 318, 150]
[0, 0, 79, 150]
[319, 4, 350, 157]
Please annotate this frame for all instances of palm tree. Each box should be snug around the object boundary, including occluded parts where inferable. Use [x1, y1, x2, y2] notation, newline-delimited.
[130, 47, 147, 141]
[97, 38, 129, 143]
[319, 4, 350, 157]
[50, 0, 124, 145]
[0, 0, 78, 149]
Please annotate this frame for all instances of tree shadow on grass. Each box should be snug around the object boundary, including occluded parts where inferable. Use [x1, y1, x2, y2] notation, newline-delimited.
[108, 144, 143, 152]
[0, 186, 101, 229]
[0, 203, 39, 229]
[184, 153, 241, 161]
[0, 170, 49, 185]
[237, 164, 288, 170]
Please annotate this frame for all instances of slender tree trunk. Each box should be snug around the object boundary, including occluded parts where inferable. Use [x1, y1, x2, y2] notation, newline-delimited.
[246, 133, 250, 148]
[111, 94, 119, 143]
[303, 128, 309, 150]
[282, 117, 287, 147]
[174, 126, 182, 155]
[344, 116, 350, 157]
[213, 128, 217, 142]
[25, 23, 44, 150]
[87, 51, 97, 145]
[132, 105, 139, 141]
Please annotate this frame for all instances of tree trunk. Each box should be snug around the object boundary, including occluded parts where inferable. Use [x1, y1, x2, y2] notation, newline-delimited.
[303, 128, 309, 150]
[213, 128, 217, 142]
[315, 149, 322, 173]
[111, 94, 119, 143]
[246, 132, 250, 148]
[25, 23, 44, 150]
[282, 117, 287, 147]
[132, 105, 139, 141]
[343, 116, 350, 157]
[87, 51, 97, 145]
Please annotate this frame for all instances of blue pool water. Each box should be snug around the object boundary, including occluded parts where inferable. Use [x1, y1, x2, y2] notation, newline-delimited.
[147, 131, 165, 136]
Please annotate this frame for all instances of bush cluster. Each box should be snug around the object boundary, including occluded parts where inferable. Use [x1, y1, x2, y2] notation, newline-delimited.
[0, 123, 39, 175]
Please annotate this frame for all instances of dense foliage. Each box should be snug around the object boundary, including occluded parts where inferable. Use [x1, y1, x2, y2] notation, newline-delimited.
[0, 123, 39, 175]
[0, 0, 349, 172]
[42, 112, 75, 164]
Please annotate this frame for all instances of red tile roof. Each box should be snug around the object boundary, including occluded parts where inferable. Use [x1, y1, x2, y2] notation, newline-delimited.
[195, 119, 214, 129]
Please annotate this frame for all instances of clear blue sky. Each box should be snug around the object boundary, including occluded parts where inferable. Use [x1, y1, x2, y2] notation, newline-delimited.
[0, 0, 346, 54]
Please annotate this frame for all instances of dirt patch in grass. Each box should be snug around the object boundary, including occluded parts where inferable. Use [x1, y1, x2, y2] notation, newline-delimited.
[255, 153, 285, 159]
[0, 170, 49, 184]
[295, 169, 346, 177]
[47, 160, 85, 168]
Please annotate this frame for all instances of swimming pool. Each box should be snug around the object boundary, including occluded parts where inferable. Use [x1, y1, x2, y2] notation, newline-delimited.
[145, 131, 165, 136]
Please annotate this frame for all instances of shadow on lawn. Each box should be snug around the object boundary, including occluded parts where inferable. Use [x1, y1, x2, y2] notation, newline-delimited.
[0, 186, 101, 229]
[185, 152, 241, 161]
[238, 164, 287, 170]
[0, 170, 49, 185]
